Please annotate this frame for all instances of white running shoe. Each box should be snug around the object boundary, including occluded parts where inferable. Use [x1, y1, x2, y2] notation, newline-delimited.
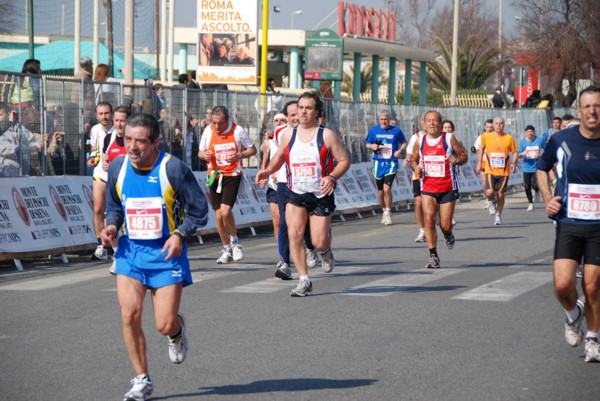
[320, 249, 335, 273]
[576, 265, 583, 278]
[123, 375, 153, 401]
[168, 313, 188, 364]
[483, 200, 489, 209]
[565, 298, 585, 347]
[231, 242, 244, 261]
[306, 248, 318, 269]
[488, 202, 496, 215]
[415, 232, 426, 243]
[383, 213, 392, 226]
[109, 260, 116, 275]
[216, 249, 233, 264]
[452, 217, 456, 227]
[380, 214, 386, 224]
[91, 245, 108, 261]
[290, 278, 313, 297]
[527, 203, 534, 212]
[494, 215, 502, 225]
[584, 338, 600, 362]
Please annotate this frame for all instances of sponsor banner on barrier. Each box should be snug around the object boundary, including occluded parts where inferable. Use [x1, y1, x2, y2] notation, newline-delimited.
[458, 162, 483, 193]
[192, 171, 218, 231]
[336, 165, 371, 209]
[0, 177, 96, 253]
[393, 164, 414, 202]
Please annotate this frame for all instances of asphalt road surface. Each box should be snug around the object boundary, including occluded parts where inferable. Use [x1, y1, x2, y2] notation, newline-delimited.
[0, 193, 596, 401]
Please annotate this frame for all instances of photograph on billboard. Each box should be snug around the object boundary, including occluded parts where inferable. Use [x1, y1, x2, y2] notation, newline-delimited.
[197, 0, 258, 85]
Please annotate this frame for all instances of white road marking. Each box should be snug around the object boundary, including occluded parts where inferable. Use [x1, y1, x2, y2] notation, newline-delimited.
[342, 268, 464, 296]
[452, 271, 553, 302]
[0, 269, 110, 291]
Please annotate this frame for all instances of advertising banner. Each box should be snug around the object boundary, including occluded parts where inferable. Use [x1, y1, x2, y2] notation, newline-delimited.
[197, 0, 258, 85]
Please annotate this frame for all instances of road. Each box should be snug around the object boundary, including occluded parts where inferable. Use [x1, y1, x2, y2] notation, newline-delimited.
[0, 193, 596, 401]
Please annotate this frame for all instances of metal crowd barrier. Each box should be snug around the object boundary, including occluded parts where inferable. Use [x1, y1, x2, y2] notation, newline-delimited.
[0, 71, 572, 178]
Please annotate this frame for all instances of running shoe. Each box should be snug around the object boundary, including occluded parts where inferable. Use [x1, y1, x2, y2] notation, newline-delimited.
[168, 313, 188, 364]
[527, 203, 534, 212]
[565, 298, 585, 347]
[452, 217, 456, 227]
[306, 248, 319, 269]
[425, 255, 441, 269]
[91, 245, 108, 261]
[123, 375, 153, 401]
[231, 242, 244, 261]
[494, 215, 502, 225]
[576, 265, 583, 278]
[380, 214, 386, 224]
[415, 232, 426, 243]
[320, 249, 335, 273]
[290, 278, 313, 297]
[488, 201, 496, 215]
[444, 232, 455, 250]
[275, 262, 293, 280]
[584, 338, 600, 362]
[216, 249, 233, 264]
[109, 260, 116, 275]
[383, 213, 392, 226]
[483, 200, 489, 209]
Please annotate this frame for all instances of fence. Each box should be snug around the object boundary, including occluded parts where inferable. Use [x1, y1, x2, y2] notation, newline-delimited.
[0, 71, 573, 177]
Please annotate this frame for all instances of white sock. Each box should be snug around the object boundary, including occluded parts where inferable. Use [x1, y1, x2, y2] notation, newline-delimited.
[230, 235, 239, 244]
[419, 227, 425, 234]
[585, 331, 598, 340]
[299, 274, 310, 283]
[383, 208, 391, 214]
[566, 306, 581, 323]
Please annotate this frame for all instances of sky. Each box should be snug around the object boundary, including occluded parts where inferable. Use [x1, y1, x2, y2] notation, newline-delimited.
[176, 0, 517, 34]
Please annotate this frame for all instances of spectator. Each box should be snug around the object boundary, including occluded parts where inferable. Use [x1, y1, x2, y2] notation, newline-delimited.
[187, 71, 201, 89]
[93, 63, 119, 106]
[492, 86, 504, 108]
[10, 59, 42, 109]
[176, 74, 188, 87]
[0, 106, 44, 176]
[152, 84, 167, 120]
[71, 56, 96, 123]
[524, 89, 542, 108]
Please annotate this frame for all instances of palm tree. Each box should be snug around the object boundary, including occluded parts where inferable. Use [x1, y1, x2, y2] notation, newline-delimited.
[342, 64, 388, 100]
[428, 36, 500, 90]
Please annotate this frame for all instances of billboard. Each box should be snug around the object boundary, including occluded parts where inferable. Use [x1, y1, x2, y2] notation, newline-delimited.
[196, 0, 258, 85]
[304, 29, 344, 81]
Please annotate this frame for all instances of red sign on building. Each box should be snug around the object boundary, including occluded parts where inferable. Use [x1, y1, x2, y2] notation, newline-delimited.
[337, 1, 396, 41]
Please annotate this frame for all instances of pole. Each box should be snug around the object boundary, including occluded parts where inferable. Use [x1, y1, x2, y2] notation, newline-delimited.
[259, 0, 270, 141]
[124, 0, 134, 83]
[160, 0, 168, 81]
[167, 0, 175, 83]
[450, 0, 459, 105]
[27, 0, 34, 58]
[74, 0, 81, 74]
[93, 0, 99, 73]
[498, 0, 502, 84]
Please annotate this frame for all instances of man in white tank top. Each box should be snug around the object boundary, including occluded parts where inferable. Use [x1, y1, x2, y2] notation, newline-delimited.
[256, 92, 350, 297]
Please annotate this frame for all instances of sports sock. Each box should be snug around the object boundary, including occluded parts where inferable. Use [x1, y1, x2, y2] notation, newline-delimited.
[169, 327, 182, 343]
[299, 274, 310, 283]
[566, 305, 581, 323]
[585, 331, 598, 340]
[429, 248, 437, 256]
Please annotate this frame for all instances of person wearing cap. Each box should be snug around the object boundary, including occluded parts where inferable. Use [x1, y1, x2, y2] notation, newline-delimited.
[518, 125, 545, 211]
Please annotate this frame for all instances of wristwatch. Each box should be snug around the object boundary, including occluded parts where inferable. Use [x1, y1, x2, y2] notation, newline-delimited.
[328, 175, 336, 185]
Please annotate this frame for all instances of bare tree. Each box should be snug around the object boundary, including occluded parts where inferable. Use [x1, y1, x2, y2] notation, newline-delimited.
[388, 0, 439, 47]
[512, 0, 600, 106]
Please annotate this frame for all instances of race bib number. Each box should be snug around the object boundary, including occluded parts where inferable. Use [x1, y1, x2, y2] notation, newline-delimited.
[422, 155, 445, 177]
[567, 184, 600, 220]
[380, 144, 393, 159]
[125, 197, 163, 240]
[291, 155, 318, 183]
[214, 143, 236, 167]
[489, 152, 506, 168]
[525, 146, 540, 159]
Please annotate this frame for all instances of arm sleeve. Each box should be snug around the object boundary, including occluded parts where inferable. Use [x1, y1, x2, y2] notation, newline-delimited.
[168, 159, 209, 236]
[104, 157, 125, 228]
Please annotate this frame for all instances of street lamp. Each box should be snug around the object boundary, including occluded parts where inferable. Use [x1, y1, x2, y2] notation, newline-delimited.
[291, 10, 302, 29]
[271, 5, 280, 29]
